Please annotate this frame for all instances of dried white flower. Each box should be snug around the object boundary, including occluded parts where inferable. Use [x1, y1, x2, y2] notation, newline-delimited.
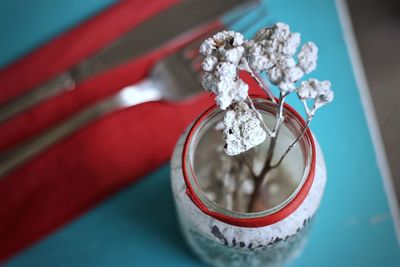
[232, 79, 249, 101]
[201, 56, 218, 72]
[214, 78, 249, 110]
[248, 23, 301, 70]
[199, 23, 332, 158]
[284, 32, 301, 56]
[268, 58, 304, 93]
[202, 71, 248, 110]
[222, 46, 245, 65]
[222, 101, 266, 156]
[298, 42, 318, 74]
[200, 31, 249, 110]
[315, 81, 334, 107]
[245, 40, 271, 72]
[199, 38, 216, 56]
[297, 79, 319, 99]
[198, 24, 334, 212]
[245, 23, 314, 93]
[216, 62, 237, 79]
[199, 31, 246, 67]
[297, 79, 334, 108]
[201, 72, 217, 92]
[232, 32, 245, 46]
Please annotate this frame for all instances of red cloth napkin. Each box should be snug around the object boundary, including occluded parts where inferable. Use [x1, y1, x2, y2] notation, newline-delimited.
[0, 0, 262, 262]
[0, 0, 179, 104]
[0, 0, 186, 261]
[0, 0, 180, 152]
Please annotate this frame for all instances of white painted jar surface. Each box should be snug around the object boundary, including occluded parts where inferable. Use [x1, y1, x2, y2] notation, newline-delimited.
[171, 98, 327, 267]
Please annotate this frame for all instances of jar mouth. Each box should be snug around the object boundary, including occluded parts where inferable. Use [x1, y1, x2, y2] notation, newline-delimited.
[182, 96, 316, 227]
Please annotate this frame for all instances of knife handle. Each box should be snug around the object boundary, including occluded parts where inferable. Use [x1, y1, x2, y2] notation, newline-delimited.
[0, 0, 253, 125]
[0, 73, 75, 123]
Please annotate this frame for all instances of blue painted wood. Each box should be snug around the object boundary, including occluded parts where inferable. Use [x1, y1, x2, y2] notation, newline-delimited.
[2, 0, 399, 266]
[0, 0, 116, 68]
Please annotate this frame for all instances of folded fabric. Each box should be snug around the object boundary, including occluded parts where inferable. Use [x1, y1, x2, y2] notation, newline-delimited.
[0, 0, 183, 261]
[0, 53, 262, 262]
[0, 18, 224, 153]
[0, 0, 263, 261]
[0, 0, 180, 105]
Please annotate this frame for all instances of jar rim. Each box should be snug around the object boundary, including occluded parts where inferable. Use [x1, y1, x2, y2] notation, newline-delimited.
[182, 95, 316, 228]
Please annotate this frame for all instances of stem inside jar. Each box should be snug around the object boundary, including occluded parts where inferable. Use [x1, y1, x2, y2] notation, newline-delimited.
[192, 102, 308, 213]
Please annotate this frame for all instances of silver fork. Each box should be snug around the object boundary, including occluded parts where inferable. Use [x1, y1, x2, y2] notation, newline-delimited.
[0, 30, 215, 178]
[0, 5, 268, 178]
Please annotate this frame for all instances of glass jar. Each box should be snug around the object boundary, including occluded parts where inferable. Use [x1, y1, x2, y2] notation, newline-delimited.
[170, 97, 327, 267]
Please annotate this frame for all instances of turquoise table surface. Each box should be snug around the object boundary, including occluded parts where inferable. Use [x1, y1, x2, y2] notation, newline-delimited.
[2, 0, 399, 266]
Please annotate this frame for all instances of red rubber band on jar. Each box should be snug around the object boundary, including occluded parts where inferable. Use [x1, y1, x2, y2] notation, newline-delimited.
[182, 94, 316, 228]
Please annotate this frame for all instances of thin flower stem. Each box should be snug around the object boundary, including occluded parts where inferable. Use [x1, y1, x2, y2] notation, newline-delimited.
[246, 96, 274, 137]
[247, 92, 289, 211]
[272, 92, 287, 133]
[302, 100, 310, 116]
[270, 115, 313, 169]
[257, 92, 287, 182]
[248, 71, 277, 105]
[242, 61, 277, 105]
[269, 99, 316, 169]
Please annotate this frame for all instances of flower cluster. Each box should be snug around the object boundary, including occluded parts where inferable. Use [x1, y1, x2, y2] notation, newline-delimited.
[200, 31, 249, 110]
[246, 23, 318, 93]
[222, 101, 267, 156]
[298, 79, 334, 111]
[199, 23, 333, 156]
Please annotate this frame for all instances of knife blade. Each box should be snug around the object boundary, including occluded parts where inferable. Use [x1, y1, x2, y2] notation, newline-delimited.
[0, 0, 257, 124]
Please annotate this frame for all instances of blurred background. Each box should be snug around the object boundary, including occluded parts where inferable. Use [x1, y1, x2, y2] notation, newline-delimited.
[347, 0, 400, 201]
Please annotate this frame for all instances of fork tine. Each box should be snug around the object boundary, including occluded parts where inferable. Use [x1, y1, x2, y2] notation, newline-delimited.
[188, 2, 269, 63]
[184, 0, 265, 62]
[186, 3, 270, 88]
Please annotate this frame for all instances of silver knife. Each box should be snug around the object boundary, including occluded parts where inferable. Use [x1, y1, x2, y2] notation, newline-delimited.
[0, 0, 257, 123]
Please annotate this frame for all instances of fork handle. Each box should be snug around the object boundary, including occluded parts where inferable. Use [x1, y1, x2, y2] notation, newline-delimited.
[0, 78, 161, 179]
